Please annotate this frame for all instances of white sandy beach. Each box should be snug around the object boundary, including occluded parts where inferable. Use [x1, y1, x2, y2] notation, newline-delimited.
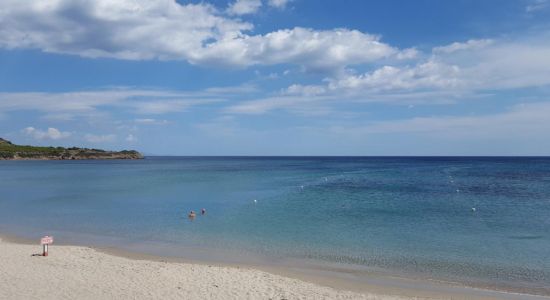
[2, 237, 548, 300]
[0, 237, 416, 300]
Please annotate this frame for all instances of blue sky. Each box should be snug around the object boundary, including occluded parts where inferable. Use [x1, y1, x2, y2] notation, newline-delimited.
[1, 0, 550, 155]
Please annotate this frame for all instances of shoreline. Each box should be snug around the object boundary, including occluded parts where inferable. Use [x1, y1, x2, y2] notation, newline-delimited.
[1, 233, 548, 300]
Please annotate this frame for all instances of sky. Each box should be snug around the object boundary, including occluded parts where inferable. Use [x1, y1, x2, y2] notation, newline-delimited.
[1, 0, 550, 155]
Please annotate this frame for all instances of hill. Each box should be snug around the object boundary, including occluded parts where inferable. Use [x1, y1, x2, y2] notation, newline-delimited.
[0, 138, 143, 160]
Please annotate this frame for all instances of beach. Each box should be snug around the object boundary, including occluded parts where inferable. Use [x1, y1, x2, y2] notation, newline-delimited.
[3, 236, 549, 300]
[0, 236, 405, 300]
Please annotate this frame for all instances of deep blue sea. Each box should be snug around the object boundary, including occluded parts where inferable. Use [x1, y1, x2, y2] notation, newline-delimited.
[1, 157, 549, 293]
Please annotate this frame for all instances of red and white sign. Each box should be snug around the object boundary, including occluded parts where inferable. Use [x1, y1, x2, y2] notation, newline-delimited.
[40, 236, 54, 245]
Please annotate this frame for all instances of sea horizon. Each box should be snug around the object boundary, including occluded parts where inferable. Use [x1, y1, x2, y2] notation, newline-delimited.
[145, 155, 550, 158]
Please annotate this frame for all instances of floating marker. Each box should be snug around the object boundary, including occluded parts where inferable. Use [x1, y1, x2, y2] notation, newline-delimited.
[471, 207, 476, 212]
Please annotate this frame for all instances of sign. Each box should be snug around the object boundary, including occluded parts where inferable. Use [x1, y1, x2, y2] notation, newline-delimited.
[40, 236, 53, 256]
[41, 236, 54, 245]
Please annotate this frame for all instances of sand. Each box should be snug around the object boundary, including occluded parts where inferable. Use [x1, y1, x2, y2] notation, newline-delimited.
[2, 237, 548, 300]
[0, 237, 417, 300]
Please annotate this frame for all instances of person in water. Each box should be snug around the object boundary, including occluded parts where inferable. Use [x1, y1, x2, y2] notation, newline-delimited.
[188, 210, 196, 219]
[201, 208, 206, 215]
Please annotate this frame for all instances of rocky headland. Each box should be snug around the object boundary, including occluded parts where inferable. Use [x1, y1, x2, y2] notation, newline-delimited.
[0, 138, 143, 160]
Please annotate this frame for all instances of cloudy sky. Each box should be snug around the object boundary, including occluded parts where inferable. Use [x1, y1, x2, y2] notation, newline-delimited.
[1, 0, 550, 155]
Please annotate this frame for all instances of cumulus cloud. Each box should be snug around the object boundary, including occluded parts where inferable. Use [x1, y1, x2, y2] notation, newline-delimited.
[0, 0, 250, 61]
[224, 32, 550, 114]
[0, 1, 405, 71]
[328, 62, 462, 92]
[395, 48, 419, 60]
[196, 27, 399, 70]
[227, 0, 262, 15]
[85, 134, 116, 143]
[24, 127, 71, 140]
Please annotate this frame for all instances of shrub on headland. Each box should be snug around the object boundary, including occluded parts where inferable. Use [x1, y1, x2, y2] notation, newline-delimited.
[0, 138, 143, 160]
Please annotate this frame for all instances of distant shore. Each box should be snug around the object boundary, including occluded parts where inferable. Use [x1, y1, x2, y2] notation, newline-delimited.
[0, 138, 143, 160]
[1, 234, 547, 300]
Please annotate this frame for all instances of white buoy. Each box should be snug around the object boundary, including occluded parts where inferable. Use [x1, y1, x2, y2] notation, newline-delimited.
[253, 199, 257, 204]
[471, 207, 476, 212]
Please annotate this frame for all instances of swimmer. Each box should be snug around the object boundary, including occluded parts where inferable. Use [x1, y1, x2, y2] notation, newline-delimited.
[188, 210, 196, 219]
[201, 208, 206, 215]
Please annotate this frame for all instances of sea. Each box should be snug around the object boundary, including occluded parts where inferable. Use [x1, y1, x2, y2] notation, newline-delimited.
[0, 157, 549, 295]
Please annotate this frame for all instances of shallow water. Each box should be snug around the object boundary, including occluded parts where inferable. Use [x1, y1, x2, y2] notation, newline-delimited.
[1, 157, 549, 294]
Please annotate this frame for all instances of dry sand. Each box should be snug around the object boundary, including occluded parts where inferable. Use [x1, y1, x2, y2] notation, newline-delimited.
[0, 237, 418, 300]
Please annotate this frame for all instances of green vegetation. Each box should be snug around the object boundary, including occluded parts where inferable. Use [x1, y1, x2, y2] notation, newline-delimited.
[0, 138, 143, 160]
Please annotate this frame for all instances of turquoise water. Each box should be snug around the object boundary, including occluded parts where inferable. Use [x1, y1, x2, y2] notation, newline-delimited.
[1, 157, 549, 293]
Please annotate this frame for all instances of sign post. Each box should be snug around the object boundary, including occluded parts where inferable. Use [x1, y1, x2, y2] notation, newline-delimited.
[40, 236, 54, 256]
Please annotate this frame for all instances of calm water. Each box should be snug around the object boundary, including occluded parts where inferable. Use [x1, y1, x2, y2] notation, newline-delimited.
[1, 157, 549, 293]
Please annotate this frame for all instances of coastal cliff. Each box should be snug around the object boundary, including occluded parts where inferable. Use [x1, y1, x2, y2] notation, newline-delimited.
[0, 138, 143, 160]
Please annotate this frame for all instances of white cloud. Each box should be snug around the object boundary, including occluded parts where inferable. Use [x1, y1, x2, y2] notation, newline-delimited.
[226, 94, 333, 114]
[328, 61, 462, 92]
[268, 0, 292, 9]
[0, 88, 222, 117]
[225, 32, 550, 115]
[1, 91, 124, 113]
[227, 0, 262, 15]
[334, 102, 550, 140]
[131, 99, 217, 114]
[0, 0, 251, 61]
[134, 118, 169, 125]
[285, 84, 327, 96]
[84, 134, 116, 143]
[24, 127, 71, 140]
[0, 1, 408, 71]
[125, 134, 137, 142]
[396, 48, 418, 60]
[526, 0, 549, 12]
[203, 84, 259, 94]
[196, 27, 399, 70]
[433, 39, 493, 54]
